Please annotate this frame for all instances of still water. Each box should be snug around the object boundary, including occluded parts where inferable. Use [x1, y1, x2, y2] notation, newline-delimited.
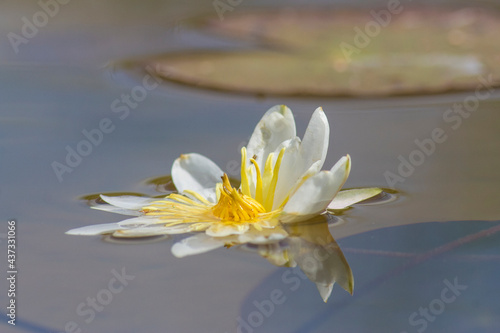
[1, 1, 499, 332]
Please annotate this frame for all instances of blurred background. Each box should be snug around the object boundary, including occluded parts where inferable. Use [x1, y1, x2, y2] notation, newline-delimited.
[1, 0, 499, 332]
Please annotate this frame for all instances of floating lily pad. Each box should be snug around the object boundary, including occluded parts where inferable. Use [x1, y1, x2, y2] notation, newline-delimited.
[144, 175, 176, 193]
[141, 7, 500, 97]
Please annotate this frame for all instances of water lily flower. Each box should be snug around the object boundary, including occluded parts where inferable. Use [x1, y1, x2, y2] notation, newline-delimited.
[67, 105, 375, 257]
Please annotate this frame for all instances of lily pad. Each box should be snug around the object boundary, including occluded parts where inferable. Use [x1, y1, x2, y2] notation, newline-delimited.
[142, 7, 500, 97]
[328, 187, 383, 210]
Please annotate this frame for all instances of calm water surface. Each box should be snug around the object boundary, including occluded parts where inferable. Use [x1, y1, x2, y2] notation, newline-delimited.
[1, 1, 499, 332]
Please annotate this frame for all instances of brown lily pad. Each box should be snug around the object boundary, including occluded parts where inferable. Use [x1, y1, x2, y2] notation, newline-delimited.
[142, 6, 500, 97]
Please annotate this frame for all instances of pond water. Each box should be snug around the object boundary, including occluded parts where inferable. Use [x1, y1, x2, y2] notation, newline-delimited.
[1, 1, 499, 333]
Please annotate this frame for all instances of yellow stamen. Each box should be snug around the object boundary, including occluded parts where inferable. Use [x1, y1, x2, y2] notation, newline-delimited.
[250, 158, 263, 204]
[262, 152, 275, 200]
[165, 193, 201, 205]
[240, 147, 251, 197]
[215, 182, 223, 202]
[264, 147, 285, 211]
[183, 189, 212, 205]
[212, 174, 266, 221]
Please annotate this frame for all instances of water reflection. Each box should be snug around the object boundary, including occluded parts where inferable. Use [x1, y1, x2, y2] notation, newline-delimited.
[246, 215, 353, 302]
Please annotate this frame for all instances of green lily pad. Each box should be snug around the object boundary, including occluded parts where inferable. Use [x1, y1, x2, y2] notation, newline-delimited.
[328, 187, 384, 210]
[142, 6, 500, 97]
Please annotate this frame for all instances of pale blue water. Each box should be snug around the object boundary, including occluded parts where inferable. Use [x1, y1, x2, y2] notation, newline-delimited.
[1, 1, 499, 332]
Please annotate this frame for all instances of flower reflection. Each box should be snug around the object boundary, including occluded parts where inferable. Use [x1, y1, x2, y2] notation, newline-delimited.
[246, 215, 353, 302]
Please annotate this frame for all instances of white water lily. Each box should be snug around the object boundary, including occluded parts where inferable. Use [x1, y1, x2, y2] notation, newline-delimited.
[67, 105, 377, 257]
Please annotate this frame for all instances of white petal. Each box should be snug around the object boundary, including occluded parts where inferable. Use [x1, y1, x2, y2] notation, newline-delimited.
[282, 155, 351, 223]
[271, 138, 302, 207]
[238, 229, 288, 244]
[91, 205, 142, 216]
[115, 224, 192, 236]
[171, 153, 224, 203]
[300, 107, 329, 172]
[206, 223, 250, 237]
[117, 216, 161, 227]
[99, 195, 157, 210]
[328, 188, 383, 210]
[66, 223, 121, 235]
[112, 227, 173, 238]
[171, 233, 225, 258]
[164, 224, 196, 234]
[273, 108, 329, 209]
[316, 283, 334, 303]
[246, 105, 296, 169]
[273, 143, 323, 209]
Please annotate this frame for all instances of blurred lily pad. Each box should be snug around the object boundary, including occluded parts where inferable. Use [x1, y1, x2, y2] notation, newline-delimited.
[142, 6, 500, 97]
